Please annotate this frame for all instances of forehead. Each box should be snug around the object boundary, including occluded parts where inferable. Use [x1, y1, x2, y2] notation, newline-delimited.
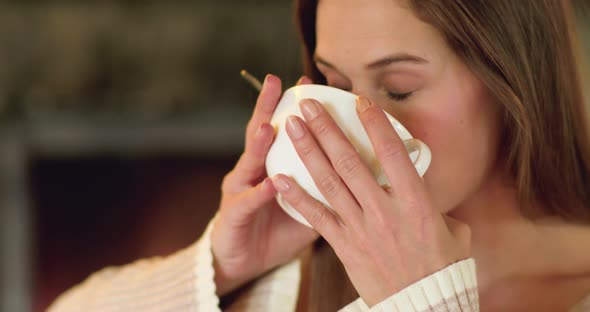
[315, 0, 446, 67]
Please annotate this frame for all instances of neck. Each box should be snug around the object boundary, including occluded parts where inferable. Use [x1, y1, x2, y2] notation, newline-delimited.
[447, 170, 590, 292]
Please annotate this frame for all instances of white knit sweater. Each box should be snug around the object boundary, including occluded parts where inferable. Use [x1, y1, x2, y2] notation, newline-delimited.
[48, 214, 590, 312]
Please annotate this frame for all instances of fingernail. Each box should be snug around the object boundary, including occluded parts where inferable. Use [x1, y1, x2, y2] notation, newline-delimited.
[262, 177, 273, 190]
[264, 74, 272, 85]
[272, 175, 291, 192]
[356, 96, 372, 113]
[287, 116, 305, 139]
[300, 99, 321, 120]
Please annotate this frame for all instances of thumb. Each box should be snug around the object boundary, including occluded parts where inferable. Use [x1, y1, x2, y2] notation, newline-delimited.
[236, 177, 278, 217]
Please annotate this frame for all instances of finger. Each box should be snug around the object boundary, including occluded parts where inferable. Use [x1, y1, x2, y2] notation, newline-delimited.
[228, 122, 274, 190]
[271, 174, 341, 241]
[296, 75, 313, 85]
[299, 98, 385, 210]
[246, 74, 282, 140]
[356, 96, 423, 198]
[285, 115, 363, 224]
[234, 177, 278, 218]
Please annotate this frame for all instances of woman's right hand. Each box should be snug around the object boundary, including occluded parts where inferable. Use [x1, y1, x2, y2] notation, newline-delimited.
[210, 74, 319, 297]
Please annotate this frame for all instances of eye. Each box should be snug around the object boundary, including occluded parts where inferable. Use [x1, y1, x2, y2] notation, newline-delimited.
[386, 91, 412, 101]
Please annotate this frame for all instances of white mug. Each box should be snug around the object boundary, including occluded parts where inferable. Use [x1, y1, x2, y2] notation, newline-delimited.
[266, 84, 431, 228]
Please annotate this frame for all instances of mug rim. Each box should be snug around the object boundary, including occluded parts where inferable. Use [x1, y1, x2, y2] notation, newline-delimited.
[283, 83, 357, 99]
[267, 83, 432, 228]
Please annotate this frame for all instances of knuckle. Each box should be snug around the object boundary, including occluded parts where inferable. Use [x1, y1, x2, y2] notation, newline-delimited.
[296, 139, 316, 157]
[318, 173, 341, 197]
[379, 140, 406, 161]
[311, 120, 331, 138]
[404, 202, 437, 238]
[245, 120, 257, 137]
[289, 190, 305, 207]
[308, 205, 330, 227]
[237, 158, 259, 176]
[230, 154, 265, 183]
[362, 108, 380, 123]
[246, 139, 266, 158]
[335, 152, 361, 179]
[221, 171, 235, 192]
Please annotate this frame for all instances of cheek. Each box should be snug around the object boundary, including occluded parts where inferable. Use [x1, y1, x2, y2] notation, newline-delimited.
[399, 83, 500, 212]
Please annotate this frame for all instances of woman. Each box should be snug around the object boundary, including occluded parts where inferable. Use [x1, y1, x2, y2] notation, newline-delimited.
[50, 0, 590, 311]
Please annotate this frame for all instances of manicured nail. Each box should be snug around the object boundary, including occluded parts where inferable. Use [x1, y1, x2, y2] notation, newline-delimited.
[297, 75, 312, 85]
[356, 96, 372, 113]
[261, 177, 273, 191]
[287, 116, 305, 139]
[272, 175, 291, 192]
[300, 99, 321, 120]
[264, 74, 273, 87]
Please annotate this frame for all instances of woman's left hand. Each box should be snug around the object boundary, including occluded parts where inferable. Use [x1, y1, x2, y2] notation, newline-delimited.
[271, 96, 471, 307]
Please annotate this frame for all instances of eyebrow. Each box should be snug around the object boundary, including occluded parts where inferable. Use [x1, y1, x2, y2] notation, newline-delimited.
[314, 53, 428, 71]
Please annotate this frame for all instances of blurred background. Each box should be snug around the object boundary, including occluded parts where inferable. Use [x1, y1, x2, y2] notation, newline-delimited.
[0, 1, 302, 311]
[0, 1, 588, 311]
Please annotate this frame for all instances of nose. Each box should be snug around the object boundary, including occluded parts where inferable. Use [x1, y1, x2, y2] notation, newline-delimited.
[350, 85, 376, 102]
[350, 85, 367, 98]
[348, 78, 376, 98]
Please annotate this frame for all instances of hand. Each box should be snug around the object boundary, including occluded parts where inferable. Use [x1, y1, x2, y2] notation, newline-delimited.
[271, 96, 471, 307]
[211, 75, 320, 297]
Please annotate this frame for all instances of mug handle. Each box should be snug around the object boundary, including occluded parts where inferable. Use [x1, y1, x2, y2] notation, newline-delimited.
[376, 138, 432, 187]
[403, 138, 431, 177]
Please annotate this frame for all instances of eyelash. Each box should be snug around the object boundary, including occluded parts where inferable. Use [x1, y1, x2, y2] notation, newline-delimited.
[386, 91, 412, 101]
[323, 77, 413, 102]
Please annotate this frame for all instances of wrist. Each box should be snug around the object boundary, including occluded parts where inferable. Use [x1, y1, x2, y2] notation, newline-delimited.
[212, 257, 252, 298]
[213, 259, 235, 297]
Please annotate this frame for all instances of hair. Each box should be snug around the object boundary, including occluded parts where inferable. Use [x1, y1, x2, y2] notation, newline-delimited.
[294, 0, 590, 310]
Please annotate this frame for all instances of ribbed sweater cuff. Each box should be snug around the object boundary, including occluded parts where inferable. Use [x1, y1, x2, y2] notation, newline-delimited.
[193, 213, 222, 312]
[341, 258, 478, 312]
[48, 213, 222, 312]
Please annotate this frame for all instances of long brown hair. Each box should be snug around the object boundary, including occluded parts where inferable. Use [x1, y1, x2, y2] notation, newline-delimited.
[294, 0, 590, 310]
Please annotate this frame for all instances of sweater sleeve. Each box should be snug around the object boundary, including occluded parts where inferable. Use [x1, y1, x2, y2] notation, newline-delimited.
[339, 258, 478, 312]
[47, 214, 222, 312]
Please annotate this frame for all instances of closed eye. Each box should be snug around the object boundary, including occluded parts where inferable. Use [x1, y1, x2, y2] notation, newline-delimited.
[387, 91, 412, 101]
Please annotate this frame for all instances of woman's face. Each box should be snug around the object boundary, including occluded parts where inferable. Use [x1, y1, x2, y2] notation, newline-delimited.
[315, 0, 501, 213]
